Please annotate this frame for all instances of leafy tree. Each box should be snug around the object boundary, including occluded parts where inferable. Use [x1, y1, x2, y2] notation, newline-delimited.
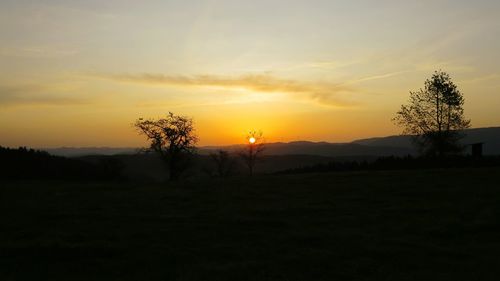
[393, 71, 470, 157]
[135, 112, 198, 180]
[239, 131, 264, 176]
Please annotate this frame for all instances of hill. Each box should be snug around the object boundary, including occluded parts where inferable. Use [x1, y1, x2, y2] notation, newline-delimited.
[0, 146, 120, 180]
[353, 127, 500, 155]
[199, 141, 414, 157]
[42, 126, 500, 158]
[44, 147, 138, 157]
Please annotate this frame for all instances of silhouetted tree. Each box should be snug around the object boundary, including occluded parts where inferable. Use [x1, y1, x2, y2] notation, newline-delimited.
[134, 112, 198, 181]
[0, 146, 119, 180]
[393, 71, 470, 157]
[209, 150, 235, 177]
[239, 131, 264, 176]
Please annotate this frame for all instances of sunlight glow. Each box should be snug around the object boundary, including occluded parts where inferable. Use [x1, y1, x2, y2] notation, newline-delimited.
[1, 1, 499, 147]
[249, 137, 256, 144]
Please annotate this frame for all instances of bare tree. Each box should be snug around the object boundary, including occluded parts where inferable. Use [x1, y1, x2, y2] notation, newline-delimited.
[393, 71, 470, 157]
[134, 112, 198, 181]
[209, 150, 235, 178]
[239, 131, 264, 176]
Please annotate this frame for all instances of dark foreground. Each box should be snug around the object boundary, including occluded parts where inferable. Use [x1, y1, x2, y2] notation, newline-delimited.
[1, 168, 500, 281]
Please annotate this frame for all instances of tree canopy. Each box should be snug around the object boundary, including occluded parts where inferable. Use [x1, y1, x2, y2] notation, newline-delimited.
[394, 71, 470, 156]
[135, 112, 198, 180]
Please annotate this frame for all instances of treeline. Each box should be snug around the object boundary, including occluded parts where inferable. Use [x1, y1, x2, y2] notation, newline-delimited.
[278, 155, 500, 175]
[0, 146, 123, 181]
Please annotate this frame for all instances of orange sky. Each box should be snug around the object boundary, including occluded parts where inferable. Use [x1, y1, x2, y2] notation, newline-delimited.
[1, 1, 500, 147]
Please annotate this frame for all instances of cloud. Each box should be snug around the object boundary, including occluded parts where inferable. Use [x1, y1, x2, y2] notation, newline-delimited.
[345, 71, 409, 84]
[94, 73, 357, 107]
[461, 74, 500, 84]
[0, 84, 89, 108]
[0, 46, 79, 58]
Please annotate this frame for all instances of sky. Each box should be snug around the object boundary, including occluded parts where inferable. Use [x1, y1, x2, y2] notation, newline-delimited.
[1, 0, 500, 147]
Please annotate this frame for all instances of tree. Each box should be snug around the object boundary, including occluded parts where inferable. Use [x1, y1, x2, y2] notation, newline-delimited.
[393, 71, 470, 157]
[134, 112, 198, 181]
[239, 131, 264, 176]
[209, 150, 235, 178]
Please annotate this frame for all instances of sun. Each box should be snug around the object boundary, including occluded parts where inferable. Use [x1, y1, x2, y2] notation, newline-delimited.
[249, 137, 256, 144]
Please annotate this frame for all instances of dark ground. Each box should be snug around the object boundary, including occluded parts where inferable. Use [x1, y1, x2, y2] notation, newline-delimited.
[1, 167, 500, 280]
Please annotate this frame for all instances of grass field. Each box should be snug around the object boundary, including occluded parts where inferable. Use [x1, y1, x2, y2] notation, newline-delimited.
[1, 167, 500, 280]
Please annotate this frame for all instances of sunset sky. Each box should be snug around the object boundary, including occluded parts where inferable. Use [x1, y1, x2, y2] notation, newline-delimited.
[1, 0, 499, 147]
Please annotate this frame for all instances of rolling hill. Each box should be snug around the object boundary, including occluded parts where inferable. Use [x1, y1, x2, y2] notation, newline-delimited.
[41, 126, 500, 158]
[353, 127, 500, 155]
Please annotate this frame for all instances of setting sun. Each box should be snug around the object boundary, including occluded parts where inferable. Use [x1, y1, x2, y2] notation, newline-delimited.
[2, 1, 500, 280]
[0, 0, 499, 148]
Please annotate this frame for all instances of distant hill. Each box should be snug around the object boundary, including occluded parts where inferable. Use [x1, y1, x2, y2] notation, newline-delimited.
[44, 147, 139, 157]
[199, 141, 415, 158]
[353, 127, 500, 155]
[42, 126, 500, 157]
[75, 153, 344, 181]
[9, 126, 497, 181]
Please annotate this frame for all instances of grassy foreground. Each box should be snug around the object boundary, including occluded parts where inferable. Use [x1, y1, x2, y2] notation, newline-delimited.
[1, 168, 500, 281]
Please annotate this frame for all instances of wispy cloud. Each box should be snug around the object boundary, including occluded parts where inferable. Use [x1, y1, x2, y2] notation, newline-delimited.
[0, 85, 89, 108]
[345, 70, 409, 84]
[0, 46, 79, 58]
[461, 74, 500, 84]
[94, 73, 357, 107]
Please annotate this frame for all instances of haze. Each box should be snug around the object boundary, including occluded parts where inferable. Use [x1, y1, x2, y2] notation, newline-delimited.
[1, 0, 499, 147]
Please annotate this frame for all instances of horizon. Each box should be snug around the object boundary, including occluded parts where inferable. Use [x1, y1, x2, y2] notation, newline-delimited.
[1, 1, 500, 147]
[9, 125, 491, 150]
[2, 2, 500, 278]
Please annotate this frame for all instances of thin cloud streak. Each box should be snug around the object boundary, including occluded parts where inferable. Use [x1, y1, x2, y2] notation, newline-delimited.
[345, 71, 409, 84]
[461, 74, 500, 84]
[0, 46, 79, 58]
[0, 85, 90, 108]
[95, 73, 357, 107]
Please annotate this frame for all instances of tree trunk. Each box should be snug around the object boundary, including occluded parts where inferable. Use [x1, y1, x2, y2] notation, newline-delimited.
[168, 156, 180, 181]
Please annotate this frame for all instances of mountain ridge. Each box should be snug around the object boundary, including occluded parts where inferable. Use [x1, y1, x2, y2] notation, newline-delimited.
[37, 126, 500, 157]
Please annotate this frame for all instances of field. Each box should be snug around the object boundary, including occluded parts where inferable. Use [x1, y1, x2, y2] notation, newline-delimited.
[1, 167, 500, 280]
